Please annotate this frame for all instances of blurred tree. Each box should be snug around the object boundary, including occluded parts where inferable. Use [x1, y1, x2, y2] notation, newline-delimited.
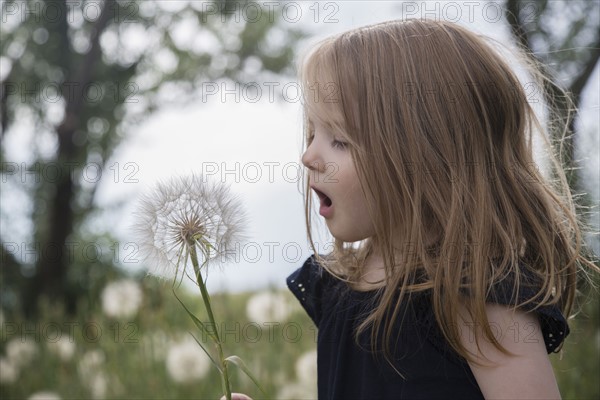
[506, 0, 599, 193]
[505, 1, 599, 398]
[0, 0, 304, 316]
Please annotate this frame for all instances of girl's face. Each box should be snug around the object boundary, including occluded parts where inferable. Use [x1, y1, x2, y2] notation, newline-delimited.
[302, 120, 375, 242]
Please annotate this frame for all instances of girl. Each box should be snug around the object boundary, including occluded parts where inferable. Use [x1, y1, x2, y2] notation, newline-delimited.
[234, 19, 597, 400]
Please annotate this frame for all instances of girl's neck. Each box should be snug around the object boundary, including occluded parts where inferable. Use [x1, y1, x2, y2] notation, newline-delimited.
[348, 234, 437, 292]
[350, 251, 386, 292]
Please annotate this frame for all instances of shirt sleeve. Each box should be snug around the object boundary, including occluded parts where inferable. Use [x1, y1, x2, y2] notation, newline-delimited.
[486, 271, 570, 354]
[286, 255, 326, 327]
[417, 269, 570, 357]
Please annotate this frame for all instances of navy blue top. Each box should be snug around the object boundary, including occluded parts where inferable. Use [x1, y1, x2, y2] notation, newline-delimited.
[286, 255, 569, 400]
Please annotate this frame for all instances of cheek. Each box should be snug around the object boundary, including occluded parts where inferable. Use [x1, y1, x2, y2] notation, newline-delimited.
[353, 205, 375, 237]
[346, 181, 375, 236]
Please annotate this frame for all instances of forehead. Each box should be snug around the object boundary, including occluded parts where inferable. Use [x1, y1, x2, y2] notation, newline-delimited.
[304, 98, 345, 128]
[302, 77, 349, 134]
[300, 38, 359, 134]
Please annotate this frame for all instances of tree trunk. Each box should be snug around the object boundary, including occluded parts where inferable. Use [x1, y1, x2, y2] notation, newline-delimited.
[23, 1, 113, 316]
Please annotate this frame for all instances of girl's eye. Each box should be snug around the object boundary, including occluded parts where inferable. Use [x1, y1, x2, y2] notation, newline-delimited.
[306, 126, 314, 145]
[332, 139, 348, 149]
[305, 120, 315, 144]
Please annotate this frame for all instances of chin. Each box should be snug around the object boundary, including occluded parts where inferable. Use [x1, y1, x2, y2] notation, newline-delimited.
[329, 230, 370, 243]
[327, 220, 374, 243]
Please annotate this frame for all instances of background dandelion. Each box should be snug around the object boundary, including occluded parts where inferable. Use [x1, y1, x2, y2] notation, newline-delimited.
[77, 349, 117, 399]
[277, 383, 314, 400]
[295, 349, 318, 386]
[276, 349, 318, 399]
[27, 391, 61, 400]
[0, 357, 19, 384]
[245, 291, 293, 325]
[165, 337, 211, 384]
[6, 338, 37, 368]
[28, 392, 61, 400]
[100, 279, 143, 319]
[77, 350, 106, 384]
[46, 336, 76, 362]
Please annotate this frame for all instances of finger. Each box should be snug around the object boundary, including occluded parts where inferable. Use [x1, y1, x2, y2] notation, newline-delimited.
[220, 394, 253, 400]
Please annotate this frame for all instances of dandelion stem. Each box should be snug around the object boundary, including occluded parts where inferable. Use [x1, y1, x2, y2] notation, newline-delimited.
[189, 243, 232, 400]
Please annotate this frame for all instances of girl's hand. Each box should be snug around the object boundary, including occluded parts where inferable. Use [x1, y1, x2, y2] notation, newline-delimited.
[220, 394, 253, 400]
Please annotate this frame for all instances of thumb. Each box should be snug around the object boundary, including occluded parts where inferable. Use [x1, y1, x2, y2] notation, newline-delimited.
[220, 394, 253, 400]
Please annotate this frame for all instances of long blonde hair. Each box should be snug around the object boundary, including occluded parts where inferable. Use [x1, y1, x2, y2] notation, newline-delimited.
[298, 19, 598, 365]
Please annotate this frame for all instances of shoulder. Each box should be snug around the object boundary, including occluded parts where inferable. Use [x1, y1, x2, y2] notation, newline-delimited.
[458, 303, 562, 399]
[287, 254, 332, 296]
[286, 254, 339, 326]
[486, 266, 570, 353]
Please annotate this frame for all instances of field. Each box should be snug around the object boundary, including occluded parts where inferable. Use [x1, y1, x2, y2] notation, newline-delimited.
[1, 276, 598, 399]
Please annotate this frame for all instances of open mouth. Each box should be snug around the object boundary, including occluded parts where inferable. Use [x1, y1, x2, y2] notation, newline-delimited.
[313, 188, 332, 207]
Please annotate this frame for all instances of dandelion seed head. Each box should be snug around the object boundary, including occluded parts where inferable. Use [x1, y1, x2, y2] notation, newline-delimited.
[134, 174, 247, 282]
[295, 349, 318, 385]
[88, 372, 109, 400]
[246, 291, 293, 325]
[77, 350, 112, 399]
[277, 382, 317, 400]
[78, 349, 105, 382]
[101, 279, 143, 319]
[165, 337, 211, 383]
[275, 349, 318, 399]
[47, 335, 76, 362]
[6, 337, 37, 368]
[28, 392, 62, 400]
[0, 357, 19, 384]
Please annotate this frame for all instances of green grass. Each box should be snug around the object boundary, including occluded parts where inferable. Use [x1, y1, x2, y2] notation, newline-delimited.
[552, 296, 600, 400]
[0, 280, 317, 400]
[1, 277, 598, 399]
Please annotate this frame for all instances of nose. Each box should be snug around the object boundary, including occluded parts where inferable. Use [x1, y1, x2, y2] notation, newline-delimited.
[301, 141, 322, 172]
